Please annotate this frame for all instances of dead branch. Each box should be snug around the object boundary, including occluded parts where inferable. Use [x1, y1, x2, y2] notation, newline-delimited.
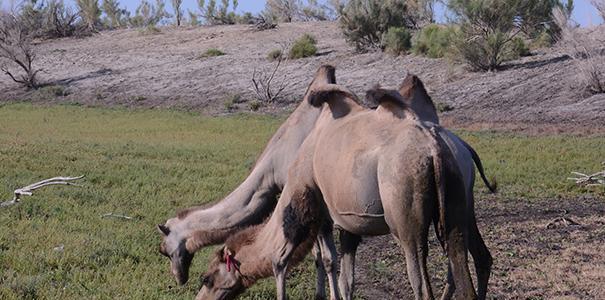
[568, 170, 605, 186]
[251, 52, 289, 104]
[546, 216, 581, 229]
[101, 213, 133, 220]
[1, 176, 85, 207]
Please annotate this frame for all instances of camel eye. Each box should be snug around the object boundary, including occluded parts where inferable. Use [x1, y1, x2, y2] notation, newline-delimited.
[201, 275, 213, 287]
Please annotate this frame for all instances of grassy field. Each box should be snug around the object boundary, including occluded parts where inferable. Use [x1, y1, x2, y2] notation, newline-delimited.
[0, 104, 603, 299]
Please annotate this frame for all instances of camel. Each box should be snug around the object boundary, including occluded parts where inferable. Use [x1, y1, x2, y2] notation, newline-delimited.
[157, 65, 493, 299]
[157, 66, 341, 299]
[196, 83, 478, 300]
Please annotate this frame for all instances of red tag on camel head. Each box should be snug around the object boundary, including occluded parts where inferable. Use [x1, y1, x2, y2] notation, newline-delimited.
[224, 248, 239, 273]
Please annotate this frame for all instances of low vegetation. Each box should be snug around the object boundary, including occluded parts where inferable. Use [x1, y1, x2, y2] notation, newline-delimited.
[200, 48, 225, 58]
[267, 49, 283, 61]
[0, 13, 40, 89]
[289, 33, 317, 59]
[412, 24, 458, 58]
[0, 104, 602, 299]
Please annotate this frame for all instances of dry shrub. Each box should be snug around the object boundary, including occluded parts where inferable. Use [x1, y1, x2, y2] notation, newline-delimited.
[0, 13, 40, 89]
[554, 7, 605, 94]
[592, 0, 605, 20]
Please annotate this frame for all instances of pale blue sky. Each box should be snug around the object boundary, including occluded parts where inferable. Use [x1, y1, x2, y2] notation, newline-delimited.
[3, 0, 603, 26]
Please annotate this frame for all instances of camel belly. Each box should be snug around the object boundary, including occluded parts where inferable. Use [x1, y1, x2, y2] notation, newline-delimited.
[331, 212, 390, 236]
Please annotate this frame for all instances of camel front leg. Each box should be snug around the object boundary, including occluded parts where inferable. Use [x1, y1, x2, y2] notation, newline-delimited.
[312, 242, 327, 300]
[273, 243, 296, 300]
[316, 223, 341, 300]
[338, 230, 361, 300]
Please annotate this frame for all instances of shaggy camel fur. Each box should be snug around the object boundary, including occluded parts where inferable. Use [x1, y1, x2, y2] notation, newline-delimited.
[196, 83, 478, 300]
[157, 66, 340, 298]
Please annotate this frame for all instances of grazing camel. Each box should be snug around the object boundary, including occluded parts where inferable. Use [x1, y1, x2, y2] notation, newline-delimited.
[332, 75, 495, 300]
[157, 66, 341, 298]
[196, 83, 478, 300]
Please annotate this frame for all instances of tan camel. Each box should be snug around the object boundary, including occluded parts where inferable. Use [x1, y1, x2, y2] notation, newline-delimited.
[332, 75, 494, 300]
[196, 83, 478, 300]
[398, 74, 493, 300]
[157, 66, 341, 299]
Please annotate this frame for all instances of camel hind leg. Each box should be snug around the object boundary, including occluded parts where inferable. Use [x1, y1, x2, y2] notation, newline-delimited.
[381, 180, 435, 299]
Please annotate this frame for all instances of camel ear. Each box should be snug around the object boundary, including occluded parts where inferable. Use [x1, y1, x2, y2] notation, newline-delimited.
[308, 84, 358, 107]
[157, 224, 170, 236]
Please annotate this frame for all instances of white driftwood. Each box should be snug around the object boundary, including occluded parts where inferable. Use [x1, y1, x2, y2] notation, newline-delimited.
[1, 176, 85, 207]
[101, 213, 133, 220]
[568, 170, 605, 186]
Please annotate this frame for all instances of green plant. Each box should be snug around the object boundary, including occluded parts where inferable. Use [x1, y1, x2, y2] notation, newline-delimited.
[38, 85, 68, 97]
[382, 26, 411, 55]
[138, 24, 162, 35]
[267, 49, 283, 61]
[249, 100, 262, 111]
[413, 24, 458, 58]
[200, 48, 225, 58]
[435, 102, 453, 113]
[224, 98, 235, 110]
[530, 30, 553, 50]
[288, 34, 317, 59]
[508, 37, 531, 59]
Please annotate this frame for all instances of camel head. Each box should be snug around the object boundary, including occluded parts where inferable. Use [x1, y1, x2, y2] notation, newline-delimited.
[398, 74, 440, 124]
[196, 246, 245, 300]
[157, 223, 194, 285]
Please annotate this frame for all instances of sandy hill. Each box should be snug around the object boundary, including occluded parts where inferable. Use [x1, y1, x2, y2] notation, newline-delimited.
[1, 21, 604, 134]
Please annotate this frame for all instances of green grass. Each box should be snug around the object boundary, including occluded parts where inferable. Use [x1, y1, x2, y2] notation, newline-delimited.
[0, 104, 602, 299]
[200, 48, 226, 59]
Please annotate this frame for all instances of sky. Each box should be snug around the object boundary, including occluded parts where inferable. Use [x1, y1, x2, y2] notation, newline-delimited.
[2, 0, 603, 27]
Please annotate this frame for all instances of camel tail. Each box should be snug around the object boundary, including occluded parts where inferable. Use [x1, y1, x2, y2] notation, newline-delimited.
[459, 139, 497, 193]
[429, 127, 448, 249]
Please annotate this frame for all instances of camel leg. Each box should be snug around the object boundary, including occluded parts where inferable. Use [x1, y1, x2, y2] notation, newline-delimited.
[440, 197, 491, 300]
[316, 223, 341, 300]
[312, 242, 328, 300]
[273, 243, 296, 300]
[467, 214, 492, 300]
[338, 230, 361, 300]
[396, 226, 433, 300]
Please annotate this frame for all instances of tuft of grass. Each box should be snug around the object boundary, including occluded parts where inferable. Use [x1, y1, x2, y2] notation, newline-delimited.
[267, 49, 283, 61]
[200, 48, 226, 58]
[249, 100, 262, 111]
[435, 102, 454, 113]
[289, 34, 317, 59]
[36, 85, 68, 99]
[138, 25, 161, 35]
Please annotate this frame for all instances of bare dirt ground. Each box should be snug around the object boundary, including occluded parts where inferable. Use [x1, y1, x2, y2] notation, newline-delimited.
[1, 21, 604, 135]
[353, 195, 605, 300]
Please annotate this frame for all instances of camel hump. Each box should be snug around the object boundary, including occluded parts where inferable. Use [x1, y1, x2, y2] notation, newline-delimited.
[307, 84, 359, 107]
[399, 74, 425, 99]
[365, 86, 407, 108]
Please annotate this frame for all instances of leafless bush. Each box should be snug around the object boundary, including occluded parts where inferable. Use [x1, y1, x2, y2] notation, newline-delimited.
[0, 13, 40, 88]
[19, 0, 86, 39]
[592, 0, 605, 19]
[554, 7, 605, 94]
[251, 50, 288, 103]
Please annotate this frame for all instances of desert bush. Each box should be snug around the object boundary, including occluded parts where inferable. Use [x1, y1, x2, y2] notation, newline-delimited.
[267, 49, 283, 61]
[530, 30, 554, 49]
[102, 0, 129, 29]
[288, 33, 317, 59]
[382, 26, 411, 55]
[197, 0, 239, 25]
[252, 54, 288, 103]
[412, 24, 457, 58]
[449, 0, 524, 71]
[264, 0, 299, 22]
[339, 0, 418, 51]
[18, 0, 85, 39]
[130, 0, 170, 27]
[554, 7, 604, 94]
[76, 0, 101, 31]
[592, 0, 605, 19]
[0, 13, 40, 88]
[200, 48, 225, 58]
[171, 0, 183, 26]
